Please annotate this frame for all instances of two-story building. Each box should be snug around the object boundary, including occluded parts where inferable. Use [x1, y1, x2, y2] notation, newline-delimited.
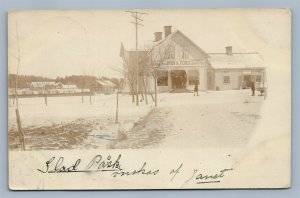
[120, 26, 266, 93]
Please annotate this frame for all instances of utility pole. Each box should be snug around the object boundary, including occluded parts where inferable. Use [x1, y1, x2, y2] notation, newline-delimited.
[125, 10, 148, 106]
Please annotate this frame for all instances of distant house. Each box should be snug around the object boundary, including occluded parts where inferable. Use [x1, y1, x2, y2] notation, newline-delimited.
[50, 83, 79, 94]
[28, 81, 82, 95]
[91, 80, 117, 95]
[55, 82, 64, 89]
[10, 81, 87, 97]
[62, 84, 78, 89]
[30, 82, 56, 90]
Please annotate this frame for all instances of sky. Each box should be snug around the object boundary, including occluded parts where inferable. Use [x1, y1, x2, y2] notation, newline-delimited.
[8, 9, 291, 79]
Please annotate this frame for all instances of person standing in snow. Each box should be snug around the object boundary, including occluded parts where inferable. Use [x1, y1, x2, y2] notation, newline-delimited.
[194, 83, 199, 96]
[251, 81, 256, 96]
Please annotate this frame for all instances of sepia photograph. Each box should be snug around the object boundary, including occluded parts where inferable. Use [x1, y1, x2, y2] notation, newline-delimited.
[8, 9, 291, 190]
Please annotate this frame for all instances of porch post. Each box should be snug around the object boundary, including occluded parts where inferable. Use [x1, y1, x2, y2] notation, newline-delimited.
[199, 67, 206, 91]
[185, 69, 189, 88]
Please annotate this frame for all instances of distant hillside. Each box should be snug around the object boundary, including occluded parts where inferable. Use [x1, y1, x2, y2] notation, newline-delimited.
[55, 75, 97, 89]
[8, 74, 122, 89]
[8, 74, 54, 89]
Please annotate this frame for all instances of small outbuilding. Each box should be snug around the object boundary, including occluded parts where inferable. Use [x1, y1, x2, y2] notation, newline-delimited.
[91, 80, 117, 95]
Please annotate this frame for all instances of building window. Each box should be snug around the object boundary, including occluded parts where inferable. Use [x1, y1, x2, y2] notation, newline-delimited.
[181, 46, 189, 59]
[256, 75, 262, 82]
[168, 46, 175, 59]
[188, 70, 199, 85]
[157, 70, 168, 86]
[223, 76, 230, 84]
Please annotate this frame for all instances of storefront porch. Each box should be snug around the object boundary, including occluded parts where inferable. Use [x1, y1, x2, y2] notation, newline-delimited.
[157, 66, 207, 92]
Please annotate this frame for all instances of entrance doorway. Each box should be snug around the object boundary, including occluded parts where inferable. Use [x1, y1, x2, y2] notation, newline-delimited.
[244, 75, 251, 87]
[243, 75, 254, 88]
[171, 70, 187, 89]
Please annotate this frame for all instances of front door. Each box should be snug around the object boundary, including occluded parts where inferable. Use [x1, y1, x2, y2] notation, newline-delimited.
[244, 75, 252, 87]
[171, 70, 187, 89]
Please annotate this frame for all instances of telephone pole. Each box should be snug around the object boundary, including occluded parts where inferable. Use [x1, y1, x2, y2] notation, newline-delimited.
[125, 10, 148, 106]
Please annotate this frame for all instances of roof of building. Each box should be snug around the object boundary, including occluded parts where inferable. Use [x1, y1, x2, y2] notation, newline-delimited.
[62, 84, 77, 89]
[30, 81, 56, 88]
[120, 30, 208, 60]
[121, 27, 265, 70]
[95, 80, 116, 87]
[208, 53, 265, 69]
[150, 30, 208, 57]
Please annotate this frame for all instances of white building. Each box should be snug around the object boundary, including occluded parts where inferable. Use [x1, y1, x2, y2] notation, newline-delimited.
[120, 26, 266, 93]
[208, 50, 266, 90]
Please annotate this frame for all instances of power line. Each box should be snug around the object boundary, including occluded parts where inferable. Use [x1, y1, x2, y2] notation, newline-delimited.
[125, 10, 148, 106]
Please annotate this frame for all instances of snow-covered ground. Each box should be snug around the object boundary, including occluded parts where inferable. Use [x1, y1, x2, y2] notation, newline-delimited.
[9, 94, 153, 128]
[114, 90, 264, 149]
[9, 89, 264, 150]
[8, 94, 154, 150]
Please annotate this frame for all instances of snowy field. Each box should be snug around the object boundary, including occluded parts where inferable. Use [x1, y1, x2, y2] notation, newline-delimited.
[9, 94, 154, 150]
[8, 90, 264, 150]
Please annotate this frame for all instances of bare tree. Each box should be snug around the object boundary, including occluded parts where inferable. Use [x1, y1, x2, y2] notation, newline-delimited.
[115, 80, 120, 123]
[144, 41, 174, 107]
[118, 41, 173, 107]
[113, 59, 136, 103]
[12, 22, 25, 151]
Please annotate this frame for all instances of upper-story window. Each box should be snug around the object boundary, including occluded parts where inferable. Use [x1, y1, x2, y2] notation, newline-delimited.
[223, 76, 230, 84]
[181, 46, 189, 59]
[168, 45, 175, 59]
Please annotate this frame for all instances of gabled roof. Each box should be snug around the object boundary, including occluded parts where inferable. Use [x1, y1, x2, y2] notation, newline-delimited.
[120, 28, 265, 70]
[120, 29, 209, 60]
[95, 80, 116, 87]
[208, 53, 265, 69]
[149, 30, 208, 57]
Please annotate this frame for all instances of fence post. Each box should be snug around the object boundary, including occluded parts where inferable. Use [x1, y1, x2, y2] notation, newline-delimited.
[115, 88, 119, 123]
[44, 93, 48, 106]
[90, 89, 92, 105]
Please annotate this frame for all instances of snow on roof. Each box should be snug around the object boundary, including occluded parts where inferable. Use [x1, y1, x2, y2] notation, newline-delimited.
[30, 81, 56, 88]
[62, 84, 77, 89]
[121, 29, 208, 60]
[208, 53, 265, 69]
[150, 30, 207, 57]
[95, 80, 116, 87]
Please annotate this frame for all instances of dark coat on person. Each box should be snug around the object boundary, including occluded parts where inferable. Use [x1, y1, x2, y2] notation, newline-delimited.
[250, 81, 256, 96]
[194, 84, 199, 92]
[251, 82, 255, 91]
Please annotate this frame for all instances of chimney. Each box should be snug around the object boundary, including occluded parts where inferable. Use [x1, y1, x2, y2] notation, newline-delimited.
[226, 46, 232, 55]
[164, 26, 172, 38]
[154, 32, 163, 42]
